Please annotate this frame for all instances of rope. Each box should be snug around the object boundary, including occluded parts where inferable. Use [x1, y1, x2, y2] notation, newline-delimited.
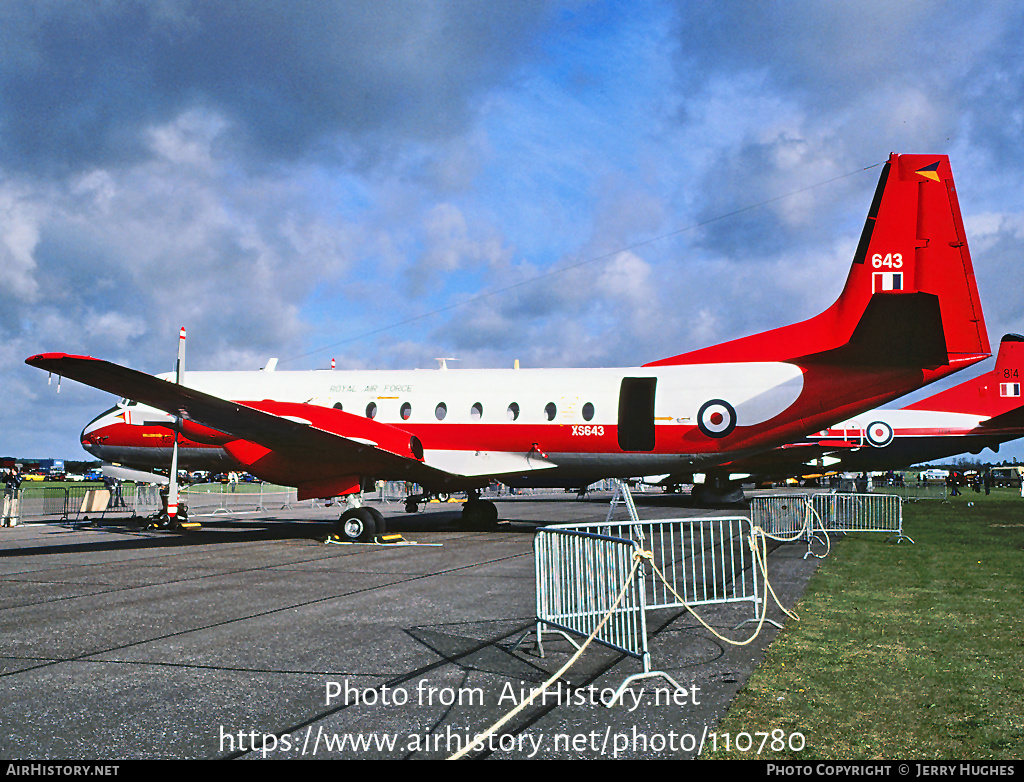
[449, 519, 800, 758]
[646, 526, 798, 647]
[447, 548, 651, 760]
[752, 497, 832, 555]
[803, 499, 832, 558]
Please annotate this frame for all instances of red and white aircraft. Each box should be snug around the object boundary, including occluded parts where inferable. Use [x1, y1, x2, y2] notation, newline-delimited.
[737, 333, 1024, 477]
[27, 154, 990, 536]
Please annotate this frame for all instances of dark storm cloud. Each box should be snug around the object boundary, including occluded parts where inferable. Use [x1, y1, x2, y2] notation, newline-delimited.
[0, 0, 552, 173]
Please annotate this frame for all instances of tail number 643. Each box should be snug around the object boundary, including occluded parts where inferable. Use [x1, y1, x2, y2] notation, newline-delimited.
[872, 252, 903, 268]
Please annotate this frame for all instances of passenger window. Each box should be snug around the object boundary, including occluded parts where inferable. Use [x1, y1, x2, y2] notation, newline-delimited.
[333, 402, 343, 411]
[582, 402, 594, 421]
[471, 402, 483, 421]
[507, 403, 520, 421]
[435, 403, 447, 421]
[400, 402, 412, 420]
[366, 402, 377, 419]
[544, 402, 557, 421]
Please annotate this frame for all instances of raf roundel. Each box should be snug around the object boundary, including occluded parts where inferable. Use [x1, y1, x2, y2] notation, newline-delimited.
[865, 420, 894, 447]
[697, 399, 737, 439]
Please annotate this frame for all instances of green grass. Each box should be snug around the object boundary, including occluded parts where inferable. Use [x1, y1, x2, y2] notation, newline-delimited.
[702, 489, 1024, 760]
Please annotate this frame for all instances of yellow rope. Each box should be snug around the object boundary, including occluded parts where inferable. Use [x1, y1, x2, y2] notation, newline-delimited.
[449, 521, 800, 758]
[646, 526, 798, 647]
[447, 549, 651, 760]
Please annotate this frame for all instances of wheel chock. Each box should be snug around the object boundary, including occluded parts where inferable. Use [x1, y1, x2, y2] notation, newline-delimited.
[324, 532, 407, 545]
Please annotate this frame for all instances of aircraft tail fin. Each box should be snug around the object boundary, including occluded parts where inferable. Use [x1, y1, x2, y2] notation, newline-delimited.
[645, 153, 990, 373]
[903, 334, 1024, 420]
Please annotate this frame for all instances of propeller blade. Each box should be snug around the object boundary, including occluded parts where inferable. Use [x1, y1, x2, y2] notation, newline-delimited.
[167, 327, 186, 520]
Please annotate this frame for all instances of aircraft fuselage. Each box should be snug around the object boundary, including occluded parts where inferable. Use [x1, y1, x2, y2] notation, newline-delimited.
[82, 360, 840, 489]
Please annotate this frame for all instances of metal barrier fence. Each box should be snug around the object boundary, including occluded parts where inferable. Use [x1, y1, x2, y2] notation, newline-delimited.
[558, 517, 763, 617]
[748, 495, 813, 541]
[17, 485, 121, 523]
[748, 492, 911, 555]
[810, 492, 909, 542]
[534, 527, 648, 664]
[181, 482, 299, 515]
[533, 515, 765, 704]
[12, 481, 308, 524]
[882, 482, 948, 503]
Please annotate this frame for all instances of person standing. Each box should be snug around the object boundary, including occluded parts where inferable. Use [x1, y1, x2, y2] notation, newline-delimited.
[3, 467, 23, 526]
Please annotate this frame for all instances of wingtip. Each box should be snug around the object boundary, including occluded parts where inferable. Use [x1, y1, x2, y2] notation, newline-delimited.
[26, 352, 97, 364]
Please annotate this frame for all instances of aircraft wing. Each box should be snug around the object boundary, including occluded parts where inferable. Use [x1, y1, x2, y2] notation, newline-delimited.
[25, 353, 551, 497]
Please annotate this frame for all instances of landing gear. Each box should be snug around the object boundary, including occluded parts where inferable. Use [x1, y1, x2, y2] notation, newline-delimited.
[461, 493, 498, 529]
[140, 504, 198, 531]
[691, 473, 745, 505]
[403, 490, 451, 513]
[402, 488, 499, 529]
[337, 506, 387, 542]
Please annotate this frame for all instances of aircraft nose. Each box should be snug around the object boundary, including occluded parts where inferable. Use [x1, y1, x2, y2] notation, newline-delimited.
[80, 406, 122, 455]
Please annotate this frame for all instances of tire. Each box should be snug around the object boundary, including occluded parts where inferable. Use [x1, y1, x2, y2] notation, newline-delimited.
[365, 506, 386, 534]
[338, 508, 378, 542]
[461, 500, 498, 529]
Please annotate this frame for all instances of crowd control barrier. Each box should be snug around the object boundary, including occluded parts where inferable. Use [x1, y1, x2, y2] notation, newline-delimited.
[532, 515, 769, 704]
[748, 492, 911, 557]
[747, 495, 814, 541]
[18, 485, 121, 523]
[181, 482, 299, 515]
[810, 492, 910, 543]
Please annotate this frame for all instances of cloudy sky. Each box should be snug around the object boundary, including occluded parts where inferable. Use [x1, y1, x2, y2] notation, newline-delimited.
[3, 0, 1024, 465]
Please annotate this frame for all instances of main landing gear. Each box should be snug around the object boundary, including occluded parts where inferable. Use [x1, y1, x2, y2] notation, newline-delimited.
[690, 473, 745, 505]
[336, 505, 386, 542]
[403, 489, 499, 529]
[460, 494, 498, 529]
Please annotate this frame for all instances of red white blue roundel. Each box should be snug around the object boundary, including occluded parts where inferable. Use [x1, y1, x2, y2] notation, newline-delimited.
[865, 420, 894, 447]
[697, 399, 737, 438]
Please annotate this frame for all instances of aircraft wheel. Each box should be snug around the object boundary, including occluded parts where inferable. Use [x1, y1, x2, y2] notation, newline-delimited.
[404, 499, 419, 513]
[461, 500, 498, 529]
[365, 506, 386, 534]
[338, 508, 378, 542]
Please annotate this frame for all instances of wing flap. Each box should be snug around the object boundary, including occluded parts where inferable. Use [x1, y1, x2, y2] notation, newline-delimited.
[422, 449, 557, 477]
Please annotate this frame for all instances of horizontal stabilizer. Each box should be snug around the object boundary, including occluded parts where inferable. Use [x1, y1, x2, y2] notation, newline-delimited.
[803, 292, 947, 367]
[979, 406, 1024, 431]
[904, 333, 1024, 418]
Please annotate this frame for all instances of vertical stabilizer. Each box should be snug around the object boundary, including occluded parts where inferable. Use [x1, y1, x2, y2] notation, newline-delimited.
[646, 153, 990, 371]
[903, 334, 1024, 418]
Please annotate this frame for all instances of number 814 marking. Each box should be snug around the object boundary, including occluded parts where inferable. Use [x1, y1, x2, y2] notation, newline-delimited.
[872, 252, 903, 268]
